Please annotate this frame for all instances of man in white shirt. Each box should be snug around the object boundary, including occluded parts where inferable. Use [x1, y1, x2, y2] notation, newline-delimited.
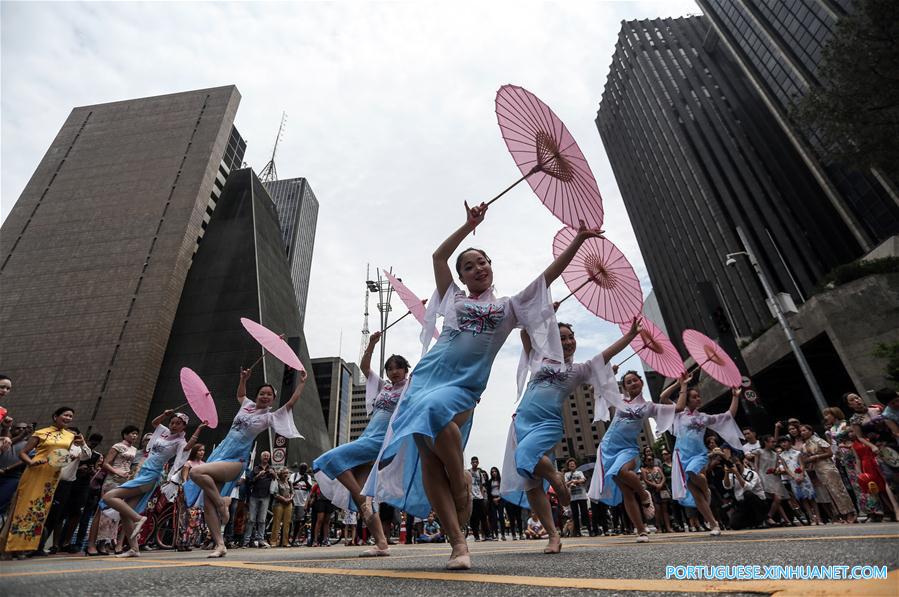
[469, 457, 490, 541]
[563, 458, 588, 537]
[741, 427, 762, 457]
[722, 456, 767, 529]
[289, 462, 313, 546]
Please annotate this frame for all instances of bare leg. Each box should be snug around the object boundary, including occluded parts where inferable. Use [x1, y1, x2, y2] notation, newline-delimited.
[686, 474, 719, 531]
[415, 434, 469, 569]
[435, 411, 471, 518]
[103, 485, 152, 525]
[337, 465, 388, 551]
[85, 508, 101, 554]
[614, 461, 647, 536]
[189, 461, 242, 555]
[660, 501, 672, 532]
[525, 487, 560, 553]
[533, 455, 570, 506]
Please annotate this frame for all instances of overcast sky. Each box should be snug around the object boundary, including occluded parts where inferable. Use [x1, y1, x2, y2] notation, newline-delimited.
[1, 0, 699, 467]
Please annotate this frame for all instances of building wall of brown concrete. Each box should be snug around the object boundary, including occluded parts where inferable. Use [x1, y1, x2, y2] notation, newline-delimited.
[0, 86, 240, 440]
[740, 273, 899, 405]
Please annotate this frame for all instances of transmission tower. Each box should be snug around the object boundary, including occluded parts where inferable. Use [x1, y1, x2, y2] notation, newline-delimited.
[259, 111, 287, 183]
[358, 264, 372, 372]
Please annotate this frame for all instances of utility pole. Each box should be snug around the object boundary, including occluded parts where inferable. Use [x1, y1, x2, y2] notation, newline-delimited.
[727, 226, 827, 411]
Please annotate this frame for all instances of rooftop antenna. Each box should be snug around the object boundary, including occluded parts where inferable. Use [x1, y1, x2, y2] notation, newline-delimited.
[259, 111, 287, 183]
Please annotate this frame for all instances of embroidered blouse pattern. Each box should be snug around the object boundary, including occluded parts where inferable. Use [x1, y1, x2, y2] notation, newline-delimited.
[458, 302, 506, 335]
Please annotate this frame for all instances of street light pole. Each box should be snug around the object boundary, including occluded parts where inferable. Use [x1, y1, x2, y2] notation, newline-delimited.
[729, 226, 828, 411]
[366, 269, 394, 373]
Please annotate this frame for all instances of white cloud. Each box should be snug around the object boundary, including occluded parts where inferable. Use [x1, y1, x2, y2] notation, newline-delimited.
[1, 0, 698, 468]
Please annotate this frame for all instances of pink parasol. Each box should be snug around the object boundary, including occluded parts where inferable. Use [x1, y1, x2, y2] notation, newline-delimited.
[492, 84, 603, 229]
[179, 367, 219, 429]
[552, 227, 643, 324]
[240, 317, 305, 373]
[617, 318, 686, 379]
[382, 271, 439, 339]
[682, 329, 742, 387]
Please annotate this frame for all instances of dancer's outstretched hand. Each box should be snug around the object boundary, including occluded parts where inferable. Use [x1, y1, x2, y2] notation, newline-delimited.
[626, 316, 642, 337]
[464, 200, 488, 230]
[575, 219, 604, 241]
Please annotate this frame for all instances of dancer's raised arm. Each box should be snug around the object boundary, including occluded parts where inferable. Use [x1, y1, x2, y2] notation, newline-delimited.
[674, 373, 691, 412]
[433, 201, 487, 297]
[360, 332, 381, 379]
[540, 222, 604, 286]
[601, 317, 641, 364]
[237, 368, 251, 404]
[283, 369, 308, 410]
[728, 387, 742, 418]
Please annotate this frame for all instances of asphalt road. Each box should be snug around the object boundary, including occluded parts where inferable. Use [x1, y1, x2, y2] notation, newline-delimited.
[2, 523, 896, 596]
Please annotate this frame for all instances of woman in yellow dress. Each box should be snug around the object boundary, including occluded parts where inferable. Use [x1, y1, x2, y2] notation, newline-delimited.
[0, 406, 80, 557]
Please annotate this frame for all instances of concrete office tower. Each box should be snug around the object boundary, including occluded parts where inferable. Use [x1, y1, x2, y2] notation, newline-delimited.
[698, 0, 899, 247]
[349, 377, 369, 442]
[0, 87, 241, 441]
[311, 357, 359, 448]
[263, 178, 319, 330]
[149, 168, 330, 463]
[597, 16, 860, 348]
[556, 383, 607, 466]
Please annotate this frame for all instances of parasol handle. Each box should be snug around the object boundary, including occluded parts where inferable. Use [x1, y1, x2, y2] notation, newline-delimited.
[384, 310, 412, 332]
[616, 342, 648, 368]
[246, 354, 265, 372]
[557, 277, 593, 304]
[171, 402, 189, 412]
[484, 165, 542, 207]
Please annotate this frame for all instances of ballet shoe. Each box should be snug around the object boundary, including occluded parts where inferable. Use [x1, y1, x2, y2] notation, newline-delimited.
[207, 546, 227, 558]
[543, 534, 561, 554]
[359, 547, 390, 557]
[551, 472, 571, 507]
[640, 491, 655, 521]
[446, 553, 472, 570]
[217, 502, 230, 527]
[455, 471, 473, 529]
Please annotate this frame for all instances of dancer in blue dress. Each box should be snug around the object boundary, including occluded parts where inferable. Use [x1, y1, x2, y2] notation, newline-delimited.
[501, 317, 640, 554]
[365, 202, 602, 570]
[587, 368, 676, 542]
[313, 331, 407, 557]
[186, 367, 307, 558]
[670, 374, 743, 536]
[102, 410, 205, 557]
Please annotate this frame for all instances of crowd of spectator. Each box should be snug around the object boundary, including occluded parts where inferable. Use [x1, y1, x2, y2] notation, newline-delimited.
[1, 371, 897, 559]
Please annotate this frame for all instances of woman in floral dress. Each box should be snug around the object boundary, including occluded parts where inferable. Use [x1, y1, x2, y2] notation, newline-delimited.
[0, 407, 81, 557]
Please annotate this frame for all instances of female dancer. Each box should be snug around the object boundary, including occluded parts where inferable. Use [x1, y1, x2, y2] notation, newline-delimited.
[312, 331, 405, 557]
[587, 368, 675, 543]
[367, 202, 602, 569]
[670, 376, 743, 536]
[103, 410, 205, 557]
[186, 367, 307, 558]
[0, 407, 82, 558]
[502, 318, 639, 553]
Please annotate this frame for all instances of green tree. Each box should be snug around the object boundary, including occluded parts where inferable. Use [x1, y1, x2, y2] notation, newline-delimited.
[873, 341, 899, 383]
[792, 0, 899, 180]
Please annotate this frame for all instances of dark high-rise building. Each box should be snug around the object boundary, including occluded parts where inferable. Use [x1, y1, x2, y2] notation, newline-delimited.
[311, 357, 357, 448]
[0, 87, 242, 441]
[149, 169, 330, 463]
[597, 16, 861, 346]
[263, 178, 319, 329]
[697, 0, 899, 247]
